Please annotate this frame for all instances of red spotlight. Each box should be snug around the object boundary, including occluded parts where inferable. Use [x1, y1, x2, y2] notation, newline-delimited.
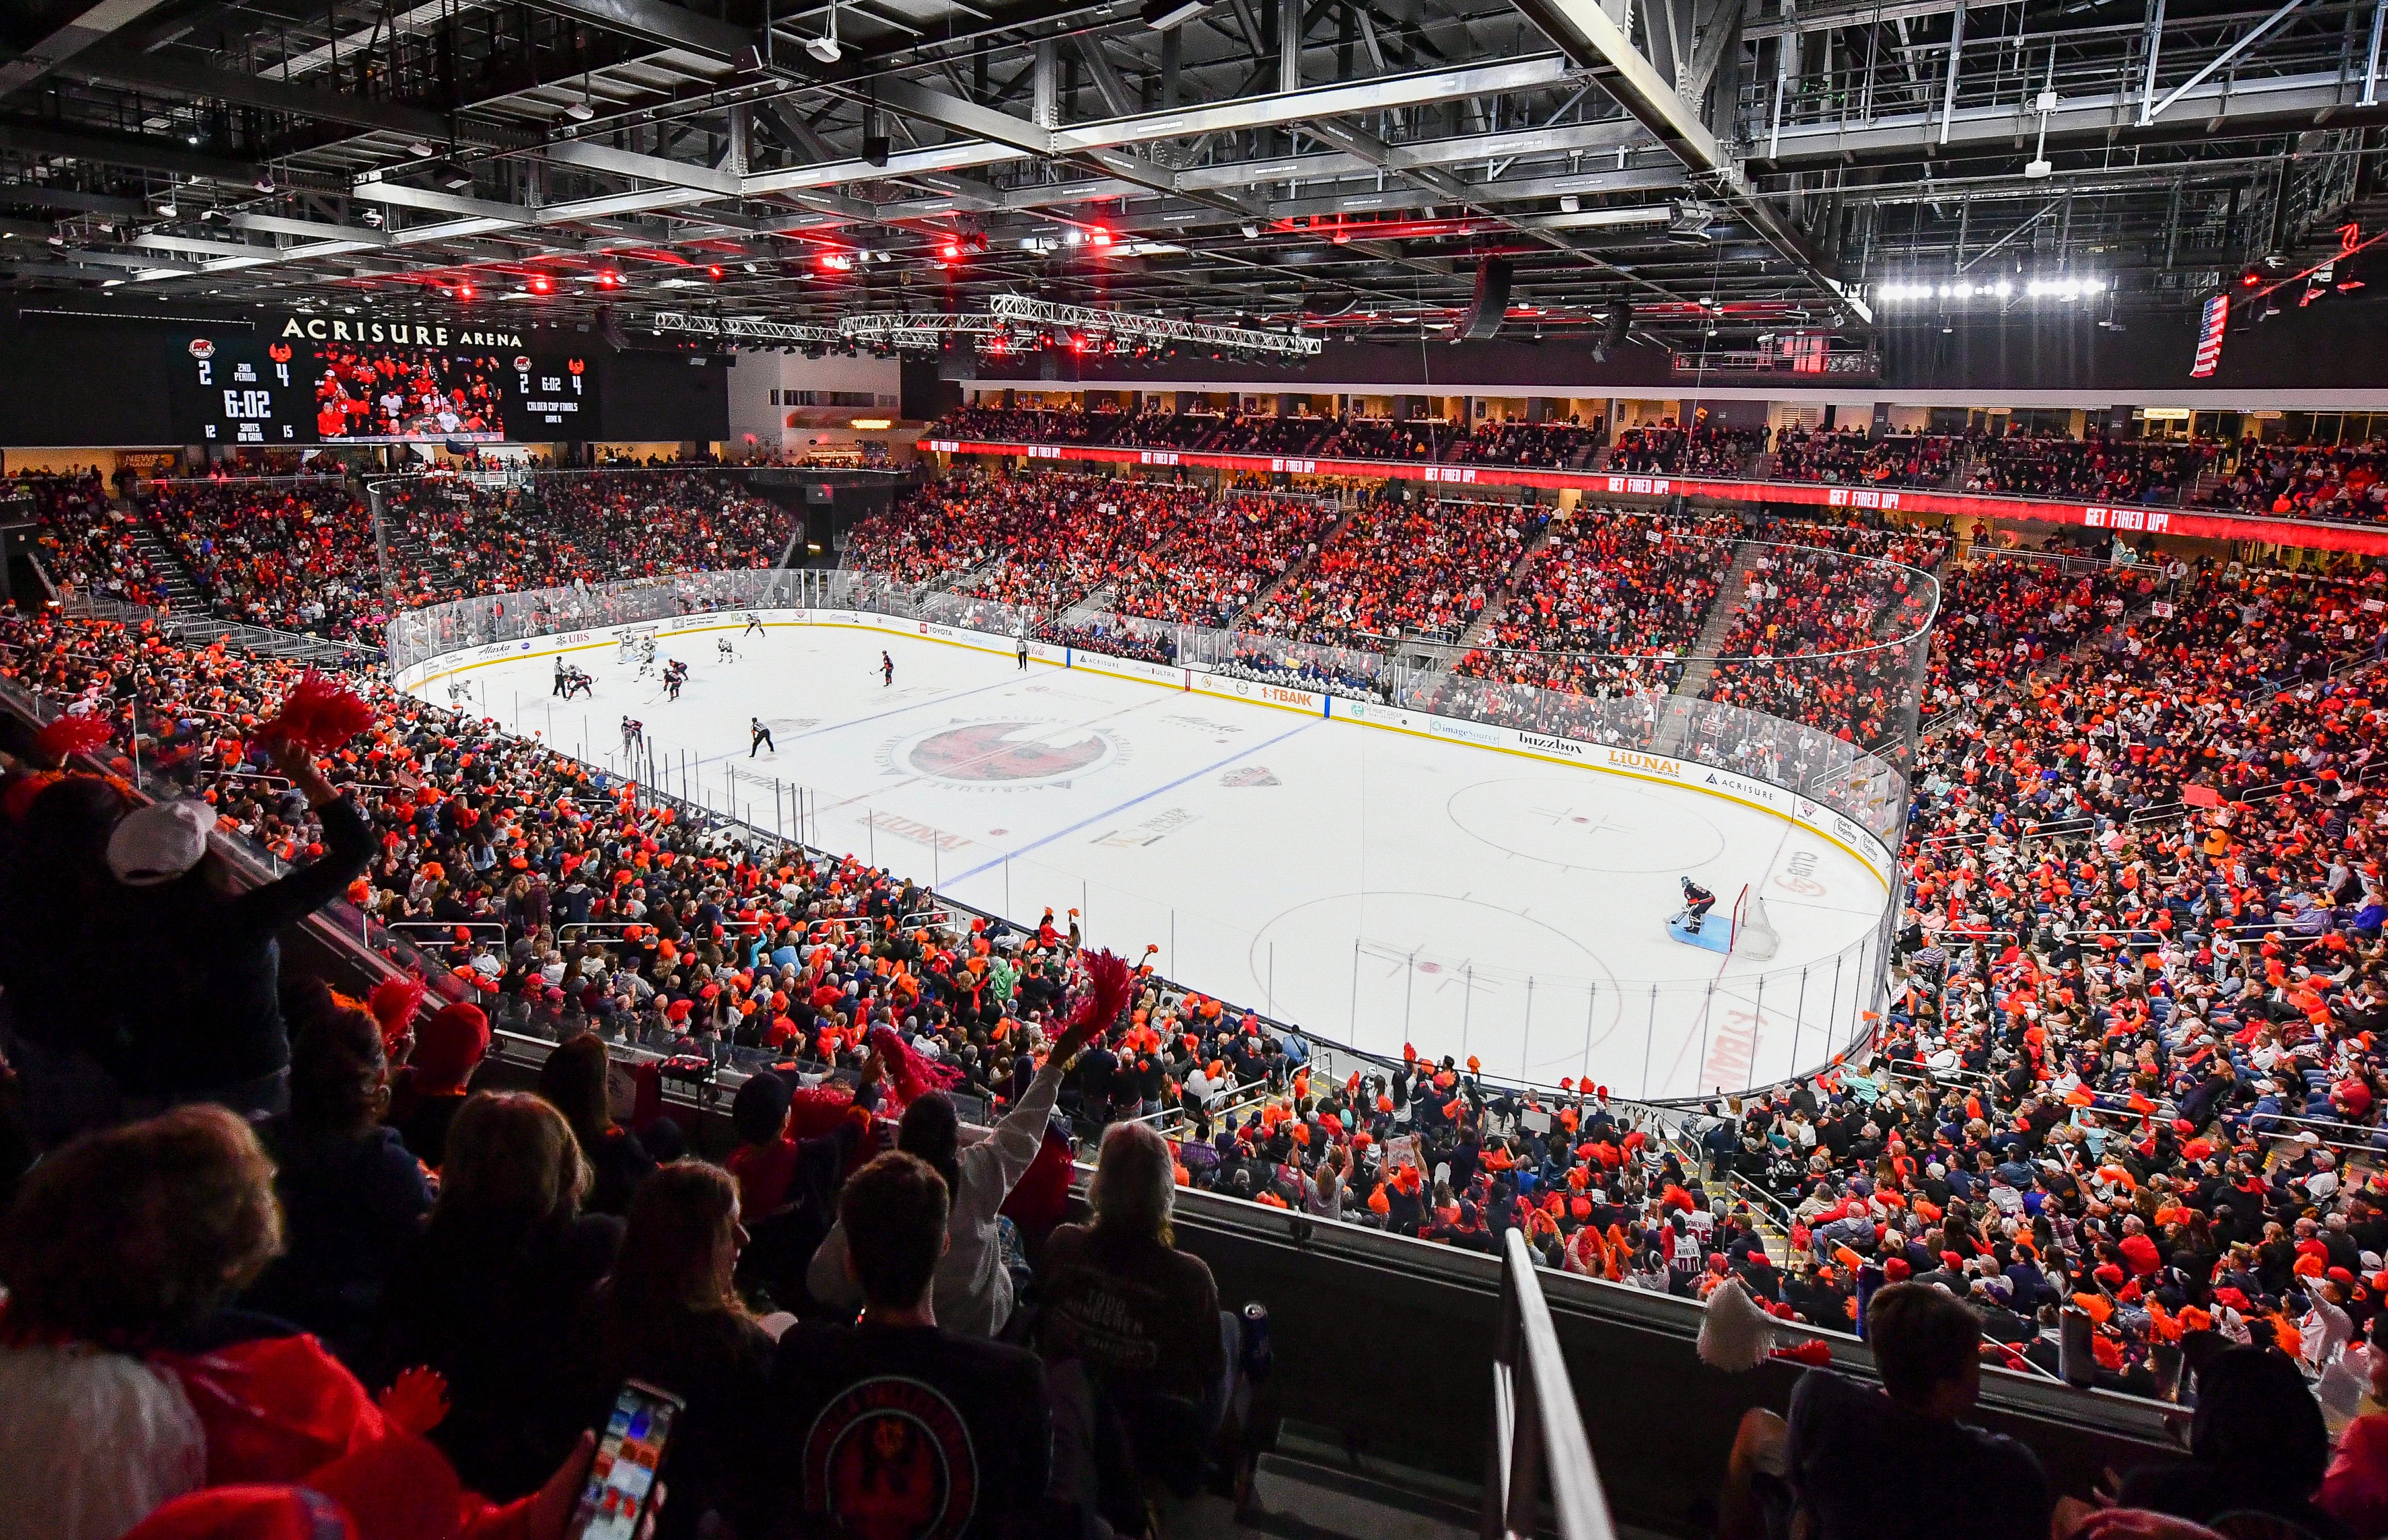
[1088, 227, 1112, 248]
[707, 265, 723, 279]
[596, 269, 621, 287]
[939, 241, 961, 261]
[456, 282, 475, 300]
[528, 274, 552, 294]
[2239, 271, 2261, 287]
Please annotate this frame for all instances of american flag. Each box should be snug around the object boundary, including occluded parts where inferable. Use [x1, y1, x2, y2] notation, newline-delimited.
[2190, 293, 2229, 378]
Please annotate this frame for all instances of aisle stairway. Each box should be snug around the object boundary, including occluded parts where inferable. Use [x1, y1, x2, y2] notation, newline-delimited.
[1227, 503, 1357, 628]
[1444, 524, 1554, 660]
[1662, 538, 1764, 704]
[127, 521, 207, 614]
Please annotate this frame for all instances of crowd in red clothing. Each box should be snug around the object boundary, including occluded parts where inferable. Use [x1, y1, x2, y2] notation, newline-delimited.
[1244, 497, 1534, 646]
[2199, 440, 2388, 525]
[147, 484, 387, 642]
[1772, 429, 1960, 489]
[1963, 434, 2214, 507]
[17, 470, 170, 609]
[1451, 510, 1722, 695]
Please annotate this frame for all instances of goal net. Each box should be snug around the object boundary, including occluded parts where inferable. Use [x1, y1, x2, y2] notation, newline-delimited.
[1731, 885, 1782, 962]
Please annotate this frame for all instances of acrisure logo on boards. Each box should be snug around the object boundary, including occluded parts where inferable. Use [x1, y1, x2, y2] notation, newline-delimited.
[1518, 731, 1584, 757]
[1606, 748, 1681, 778]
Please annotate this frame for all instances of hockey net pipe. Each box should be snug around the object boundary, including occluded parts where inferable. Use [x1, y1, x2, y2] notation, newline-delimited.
[1726, 883, 1782, 964]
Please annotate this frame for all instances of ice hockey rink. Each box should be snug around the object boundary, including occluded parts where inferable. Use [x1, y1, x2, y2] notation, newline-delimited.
[417, 617, 1892, 1101]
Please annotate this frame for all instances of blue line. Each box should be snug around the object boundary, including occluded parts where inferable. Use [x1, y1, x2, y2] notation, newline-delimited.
[944, 717, 1319, 886]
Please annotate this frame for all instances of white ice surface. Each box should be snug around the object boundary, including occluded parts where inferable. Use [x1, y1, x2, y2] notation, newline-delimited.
[432, 622, 1890, 1100]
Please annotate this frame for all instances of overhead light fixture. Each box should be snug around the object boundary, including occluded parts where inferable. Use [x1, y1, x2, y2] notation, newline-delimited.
[806, 4, 842, 63]
[1240, 222, 1259, 239]
[254, 173, 275, 193]
[407, 139, 435, 157]
[153, 196, 177, 217]
[432, 162, 472, 190]
[566, 73, 596, 121]
[1558, 194, 1580, 214]
[1142, 0, 1214, 28]
[362, 207, 385, 227]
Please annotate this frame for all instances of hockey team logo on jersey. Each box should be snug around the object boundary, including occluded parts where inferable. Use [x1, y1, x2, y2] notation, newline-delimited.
[891, 719, 1120, 787]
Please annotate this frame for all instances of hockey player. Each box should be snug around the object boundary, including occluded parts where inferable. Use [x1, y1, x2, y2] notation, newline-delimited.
[881, 650, 894, 688]
[621, 716, 644, 754]
[553, 657, 569, 697]
[750, 717, 776, 757]
[717, 636, 736, 664]
[663, 659, 688, 702]
[637, 635, 658, 677]
[1679, 876, 1716, 934]
[743, 611, 765, 639]
[1016, 634, 1029, 670]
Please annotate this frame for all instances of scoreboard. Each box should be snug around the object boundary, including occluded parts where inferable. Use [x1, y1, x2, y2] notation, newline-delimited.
[169, 336, 313, 445]
[165, 320, 602, 444]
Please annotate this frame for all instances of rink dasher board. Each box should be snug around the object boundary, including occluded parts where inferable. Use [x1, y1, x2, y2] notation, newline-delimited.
[393, 608, 1897, 894]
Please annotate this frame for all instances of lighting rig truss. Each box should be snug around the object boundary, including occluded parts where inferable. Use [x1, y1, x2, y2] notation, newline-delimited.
[836, 312, 1009, 350]
[649, 311, 844, 344]
[987, 295, 1322, 357]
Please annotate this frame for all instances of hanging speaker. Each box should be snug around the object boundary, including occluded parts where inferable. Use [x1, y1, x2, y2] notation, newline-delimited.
[1459, 258, 1514, 340]
[1603, 299, 1632, 351]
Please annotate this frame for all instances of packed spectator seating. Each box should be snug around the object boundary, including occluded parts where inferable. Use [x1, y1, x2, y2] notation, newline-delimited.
[2198, 437, 2388, 524]
[1244, 497, 1536, 646]
[1772, 429, 1961, 489]
[1697, 518, 1951, 747]
[1448, 510, 1723, 696]
[146, 483, 386, 642]
[1107, 492, 1338, 628]
[17, 469, 171, 609]
[1964, 432, 2215, 506]
[11, 442, 2388, 1540]
[1610, 421, 1767, 476]
[1444, 420, 1602, 469]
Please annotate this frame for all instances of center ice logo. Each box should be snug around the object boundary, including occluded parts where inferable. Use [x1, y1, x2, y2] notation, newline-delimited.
[902, 721, 1116, 785]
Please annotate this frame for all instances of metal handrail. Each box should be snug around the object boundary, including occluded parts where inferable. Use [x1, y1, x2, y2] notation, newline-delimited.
[1486, 1227, 1617, 1540]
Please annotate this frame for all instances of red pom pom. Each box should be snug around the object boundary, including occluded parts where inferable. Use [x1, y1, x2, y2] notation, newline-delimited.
[867, 1023, 964, 1104]
[33, 714, 111, 763]
[366, 976, 429, 1052]
[1065, 948, 1135, 1040]
[262, 671, 376, 753]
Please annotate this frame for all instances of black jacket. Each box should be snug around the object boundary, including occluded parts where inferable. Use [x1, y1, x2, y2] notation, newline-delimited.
[122, 794, 376, 1095]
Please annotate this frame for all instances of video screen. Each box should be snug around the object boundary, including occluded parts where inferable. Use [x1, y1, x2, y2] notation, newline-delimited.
[167, 324, 600, 445]
[313, 344, 510, 442]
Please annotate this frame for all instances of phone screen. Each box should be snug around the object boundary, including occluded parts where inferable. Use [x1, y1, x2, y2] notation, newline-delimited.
[571, 1380, 682, 1540]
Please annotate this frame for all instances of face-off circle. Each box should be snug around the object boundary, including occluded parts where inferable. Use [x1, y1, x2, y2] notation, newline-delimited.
[884, 718, 1125, 787]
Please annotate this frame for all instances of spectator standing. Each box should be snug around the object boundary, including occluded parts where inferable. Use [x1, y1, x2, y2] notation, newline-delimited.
[809, 1006, 1102, 1337]
[104, 739, 375, 1117]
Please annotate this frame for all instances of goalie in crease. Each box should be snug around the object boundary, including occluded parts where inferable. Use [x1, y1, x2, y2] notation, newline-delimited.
[1679, 876, 1716, 935]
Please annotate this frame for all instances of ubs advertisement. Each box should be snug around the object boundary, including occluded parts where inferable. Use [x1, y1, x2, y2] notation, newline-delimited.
[167, 315, 599, 445]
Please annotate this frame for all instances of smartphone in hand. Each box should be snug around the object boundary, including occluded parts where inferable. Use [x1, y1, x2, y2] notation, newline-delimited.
[570, 1379, 684, 1540]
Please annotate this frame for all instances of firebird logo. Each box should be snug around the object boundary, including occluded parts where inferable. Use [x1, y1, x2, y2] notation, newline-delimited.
[906, 722, 1112, 785]
[268, 343, 292, 363]
[568, 358, 586, 375]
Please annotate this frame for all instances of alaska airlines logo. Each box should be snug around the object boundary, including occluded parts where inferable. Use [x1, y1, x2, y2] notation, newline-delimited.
[1606, 748, 1681, 778]
[902, 721, 1117, 785]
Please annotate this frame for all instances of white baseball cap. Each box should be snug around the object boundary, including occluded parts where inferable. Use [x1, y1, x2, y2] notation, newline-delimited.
[106, 799, 214, 887]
